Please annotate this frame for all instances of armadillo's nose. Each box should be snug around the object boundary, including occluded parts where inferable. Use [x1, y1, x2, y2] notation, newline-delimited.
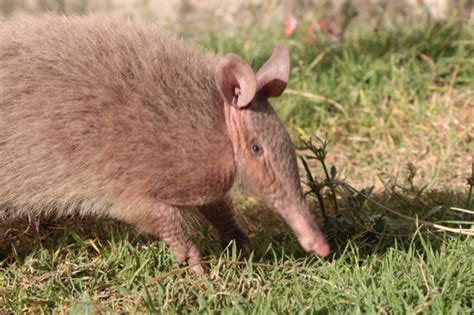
[309, 240, 330, 257]
[270, 200, 330, 258]
[298, 230, 330, 257]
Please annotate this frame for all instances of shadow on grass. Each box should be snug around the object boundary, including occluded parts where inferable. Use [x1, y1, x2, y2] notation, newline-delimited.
[1, 187, 469, 269]
[320, 189, 471, 258]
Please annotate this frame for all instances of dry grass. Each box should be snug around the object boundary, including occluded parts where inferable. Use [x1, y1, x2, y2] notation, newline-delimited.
[300, 90, 472, 191]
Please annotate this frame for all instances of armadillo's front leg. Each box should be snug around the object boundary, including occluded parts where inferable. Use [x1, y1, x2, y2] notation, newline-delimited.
[198, 199, 251, 253]
[118, 201, 205, 275]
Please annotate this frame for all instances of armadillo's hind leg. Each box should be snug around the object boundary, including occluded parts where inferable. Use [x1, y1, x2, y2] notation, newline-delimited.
[198, 198, 251, 255]
[116, 200, 205, 275]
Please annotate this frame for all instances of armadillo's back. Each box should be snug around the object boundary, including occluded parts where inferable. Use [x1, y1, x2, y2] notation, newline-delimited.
[0, 14, 236, 217]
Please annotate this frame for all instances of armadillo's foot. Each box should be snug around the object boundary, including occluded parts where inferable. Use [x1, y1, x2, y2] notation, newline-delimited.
[198, 198, 252, 256]
[117, 199, 206, 275]
[173, 238, 207, 276]
[153, 208, 207, 275]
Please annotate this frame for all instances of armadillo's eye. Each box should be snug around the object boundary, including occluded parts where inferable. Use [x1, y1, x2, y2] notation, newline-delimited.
[250, 143, 263, 156]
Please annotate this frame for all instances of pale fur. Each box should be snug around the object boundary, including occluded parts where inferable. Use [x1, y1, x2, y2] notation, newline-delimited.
[0, 14, 235, 219]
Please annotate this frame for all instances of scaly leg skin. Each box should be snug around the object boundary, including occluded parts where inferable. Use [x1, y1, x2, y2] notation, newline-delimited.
[198, 199, 251, 254]
[117, 200, 205, 275]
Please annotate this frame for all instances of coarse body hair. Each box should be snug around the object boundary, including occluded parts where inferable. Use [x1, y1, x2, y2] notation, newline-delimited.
[0, 14, 237, 220]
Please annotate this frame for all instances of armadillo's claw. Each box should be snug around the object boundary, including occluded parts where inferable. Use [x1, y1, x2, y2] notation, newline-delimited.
[187, 258, 208, 276]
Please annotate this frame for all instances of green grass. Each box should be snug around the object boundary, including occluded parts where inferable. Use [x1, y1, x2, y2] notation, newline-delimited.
[1, 9, 474, 314]
[1, 203, 472, 313]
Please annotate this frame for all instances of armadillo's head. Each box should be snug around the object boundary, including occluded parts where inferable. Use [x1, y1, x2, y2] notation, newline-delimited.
[215, 45, 329, 257]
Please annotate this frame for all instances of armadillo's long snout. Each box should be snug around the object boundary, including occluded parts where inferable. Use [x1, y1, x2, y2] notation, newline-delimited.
[277, 201, 330, 257]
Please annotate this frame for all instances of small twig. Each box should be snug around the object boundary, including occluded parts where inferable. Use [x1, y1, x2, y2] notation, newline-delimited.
[285, 89, 347, 117]
[340, 1, 358, 41]
[450, 207, 474, 215]
[466, 161, 473, 209]
[319, 155, 340, 214]
[446, 64, 460, 100]
[413, 257, 433, 314]
[419, 53, 437, 83]
[303, 137, 340, 214]
[145, 264, 196, 284]
[300, 156, 327, 219]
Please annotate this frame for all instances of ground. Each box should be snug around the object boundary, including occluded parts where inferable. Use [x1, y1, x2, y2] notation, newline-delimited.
[0, 1, 473, 313]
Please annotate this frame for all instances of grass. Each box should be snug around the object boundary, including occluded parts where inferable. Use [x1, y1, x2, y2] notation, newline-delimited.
[1, 5, 474, 314]
[1, 200, 472, 313]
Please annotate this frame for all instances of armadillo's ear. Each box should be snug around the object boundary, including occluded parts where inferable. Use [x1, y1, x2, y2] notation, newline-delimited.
[216, 53, 256, 108]
[256, 44, 290, 98]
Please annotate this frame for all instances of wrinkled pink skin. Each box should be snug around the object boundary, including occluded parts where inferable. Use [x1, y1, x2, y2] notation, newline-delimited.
[224, 90, 330, 259]
[0, 16, 329, 275]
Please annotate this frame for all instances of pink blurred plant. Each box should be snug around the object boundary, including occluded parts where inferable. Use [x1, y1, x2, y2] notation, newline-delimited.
[284, 14, 298, 36]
